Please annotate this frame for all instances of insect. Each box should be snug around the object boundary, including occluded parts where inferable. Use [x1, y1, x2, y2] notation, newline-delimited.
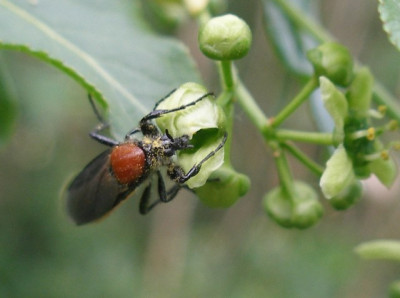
[66, 90, 227, 225]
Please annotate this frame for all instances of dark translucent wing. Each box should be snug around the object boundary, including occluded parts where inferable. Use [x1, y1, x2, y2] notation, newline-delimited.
[66, 150, 134, 225]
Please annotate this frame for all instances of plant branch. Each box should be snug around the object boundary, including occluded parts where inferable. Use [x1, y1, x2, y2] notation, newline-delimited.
[270, 0, 400, 122]
[271, 76, 318, 127]
[275, 129, 334, 145]
[282, 142, 324, 176]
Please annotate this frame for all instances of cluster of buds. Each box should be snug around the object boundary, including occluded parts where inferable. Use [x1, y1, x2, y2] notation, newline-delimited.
[312, 43, 398, 209]
[264, 42, 398, 228]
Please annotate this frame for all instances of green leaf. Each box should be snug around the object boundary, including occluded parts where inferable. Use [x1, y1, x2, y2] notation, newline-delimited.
[355, 240, 400, 261]
[261, 0, 318, 77]
[378, 0, 400, 51]
[0, 0, 200, 139]
[0, 54, 18, 147]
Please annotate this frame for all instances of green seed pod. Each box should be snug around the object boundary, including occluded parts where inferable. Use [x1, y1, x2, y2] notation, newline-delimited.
[307, 42, 353, 86]
[195, 165, 250, 208]
[346, 67, 373, 118]
[156, 82, 226, 188]
[198, 14, 252, 60]
[263, 181, 323, 229]
[329, 180, 363, 210]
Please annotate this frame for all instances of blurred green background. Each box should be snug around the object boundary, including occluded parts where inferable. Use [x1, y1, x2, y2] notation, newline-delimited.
[1, 1, 400, 297]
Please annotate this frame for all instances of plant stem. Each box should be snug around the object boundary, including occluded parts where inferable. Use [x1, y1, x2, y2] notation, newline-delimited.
[275, 129, 334, 145]
[282, 142, 324, 176]
[271, 76, 318, 127]
[270, 0, 334, 43]
[235, 80, 269, 132]
[219, 60, 235, 91]
[271, 0, 400, 122]
[271, 142, 296, 198]
[217, 91, 234, 166]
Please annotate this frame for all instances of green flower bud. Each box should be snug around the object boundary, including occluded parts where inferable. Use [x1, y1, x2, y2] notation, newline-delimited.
[346, 67, 373, 118]
[198, 14, 252, 60]
[156, 82, 226, 188]
[195, 165, 250, 208]
[329, 180, 362, 210]
[319, 76, 348, 138]
[263, 181, 323, 229]
[320, 144, 355, 199]
[307, 42, 353, 86]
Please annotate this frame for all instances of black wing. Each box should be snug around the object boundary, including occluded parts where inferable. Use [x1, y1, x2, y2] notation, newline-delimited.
[65, 150, 135, 225]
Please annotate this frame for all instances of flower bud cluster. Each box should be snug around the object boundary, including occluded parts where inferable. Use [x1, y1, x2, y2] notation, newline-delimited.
[312, 43, 398, 209]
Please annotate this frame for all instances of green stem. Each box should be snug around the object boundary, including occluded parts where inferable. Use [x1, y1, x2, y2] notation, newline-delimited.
[282, 142, 324, 176]
[270, 0, 334, 43]
[275, 129, 334, 145]
[219, 60, 235, 91]
[271, 76, 318, 127]
[271, 142, 296, 198]
[271, 0, 400, 122]
[235, 80, 269, 131]
[216, 59, 235, 166]
[217, 91, 234, 166]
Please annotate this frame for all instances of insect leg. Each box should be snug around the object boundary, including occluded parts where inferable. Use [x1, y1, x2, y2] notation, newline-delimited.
[169, 132, 228, 184]
[140, 92, 214, 125]
[139, 183, 159, 215]
[156, 171, 183, 203]
[152, 88, 177, 110]
[88, 94, 106, 123]
[87, 94, 119, 147]
[139, 171, 168, 214]
[124, 128, 141, 141]
[139, 171, 184, 214]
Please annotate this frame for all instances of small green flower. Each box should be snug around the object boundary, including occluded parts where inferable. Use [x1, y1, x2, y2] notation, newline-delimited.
[319, 68, 397, 201]
[198, 14, 252, 60]
[156, 82, 226, 188]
